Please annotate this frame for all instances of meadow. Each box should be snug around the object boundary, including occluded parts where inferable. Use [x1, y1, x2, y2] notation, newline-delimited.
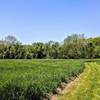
[0, 59, 84, 100]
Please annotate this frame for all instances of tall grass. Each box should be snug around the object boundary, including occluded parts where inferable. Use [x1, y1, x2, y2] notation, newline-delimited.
[0, 59, 84, 100]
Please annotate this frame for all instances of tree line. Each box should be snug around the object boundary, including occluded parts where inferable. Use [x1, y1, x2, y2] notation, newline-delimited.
[0, 34, 100, 59]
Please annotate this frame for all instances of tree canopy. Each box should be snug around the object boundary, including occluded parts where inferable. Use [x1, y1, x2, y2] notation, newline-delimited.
[0, 34, 100, 59]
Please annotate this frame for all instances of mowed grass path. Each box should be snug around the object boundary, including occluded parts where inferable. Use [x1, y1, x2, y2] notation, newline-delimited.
[59, 62, 100, 100]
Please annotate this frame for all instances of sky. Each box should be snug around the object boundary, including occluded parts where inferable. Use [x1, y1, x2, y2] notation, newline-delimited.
[0, 0, 100, 44]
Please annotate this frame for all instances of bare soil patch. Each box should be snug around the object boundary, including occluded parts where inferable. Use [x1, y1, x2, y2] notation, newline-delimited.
[48, 74, 82, 100]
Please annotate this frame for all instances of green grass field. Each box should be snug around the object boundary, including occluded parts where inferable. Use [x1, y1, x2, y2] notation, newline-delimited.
[0, 59, 84, 100]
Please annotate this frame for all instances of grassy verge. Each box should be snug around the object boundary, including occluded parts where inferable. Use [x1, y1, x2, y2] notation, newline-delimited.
[59, 62, 100, 100]
[96, 59, 100, 65]
[0, 59, 84, 100]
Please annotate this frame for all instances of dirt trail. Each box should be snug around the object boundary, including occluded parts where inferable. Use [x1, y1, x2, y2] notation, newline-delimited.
[50, 76, 81, 100]
[50, 68, 84, 100]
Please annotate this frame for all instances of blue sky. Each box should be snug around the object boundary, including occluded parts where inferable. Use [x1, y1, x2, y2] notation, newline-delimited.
[0, 0, 100, 44]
